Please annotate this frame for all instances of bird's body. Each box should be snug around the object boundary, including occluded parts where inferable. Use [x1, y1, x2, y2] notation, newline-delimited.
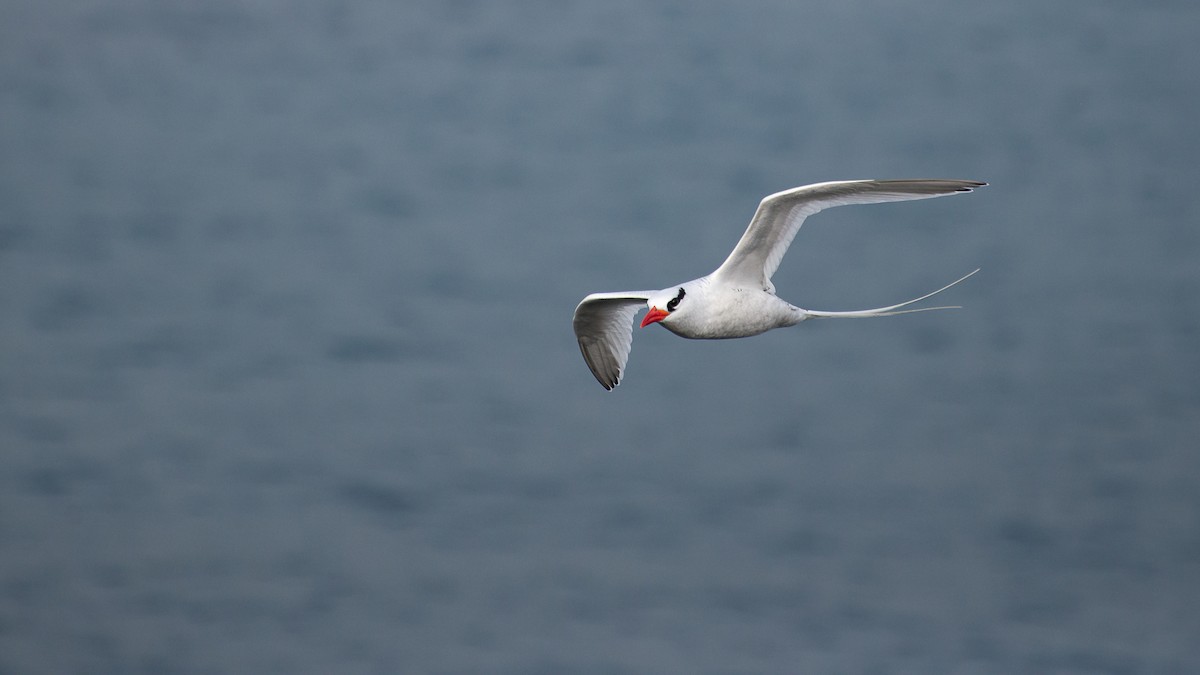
[572, 179, 986, 390]
[651, 277, 802, 339]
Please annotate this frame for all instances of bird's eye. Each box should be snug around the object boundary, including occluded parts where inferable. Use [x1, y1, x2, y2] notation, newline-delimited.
[666, 287, 685, 311]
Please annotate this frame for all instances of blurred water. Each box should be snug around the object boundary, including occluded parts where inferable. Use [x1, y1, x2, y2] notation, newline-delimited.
[2, 1, 1199, 673]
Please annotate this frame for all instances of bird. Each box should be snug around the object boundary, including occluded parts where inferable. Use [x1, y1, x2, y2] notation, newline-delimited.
[572, 179, 986, 390]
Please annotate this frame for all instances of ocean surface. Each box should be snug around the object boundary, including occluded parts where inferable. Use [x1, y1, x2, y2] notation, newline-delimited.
[3, 1, 1199, 672]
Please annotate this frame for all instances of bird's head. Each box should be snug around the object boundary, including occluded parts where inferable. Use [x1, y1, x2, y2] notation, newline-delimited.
[641, 286, 687, 328]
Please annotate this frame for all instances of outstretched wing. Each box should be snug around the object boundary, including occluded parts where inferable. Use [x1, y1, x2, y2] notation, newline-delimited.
[712, 179, 986, 289]
[572, 291, 654, 390]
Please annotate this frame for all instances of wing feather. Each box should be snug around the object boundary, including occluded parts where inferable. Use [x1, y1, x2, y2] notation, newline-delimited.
[712, 179, 986, 289]
[572, 292, 653, 390]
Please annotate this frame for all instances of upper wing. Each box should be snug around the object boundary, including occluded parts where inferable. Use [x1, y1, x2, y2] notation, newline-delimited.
[712, 179, 986, 289]
[572, 291, 654, 390]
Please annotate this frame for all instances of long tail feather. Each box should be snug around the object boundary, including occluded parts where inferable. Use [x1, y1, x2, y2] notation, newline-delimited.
[803, 269, 979, 318]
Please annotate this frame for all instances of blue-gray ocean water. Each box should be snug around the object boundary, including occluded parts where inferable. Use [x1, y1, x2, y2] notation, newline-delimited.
[3, 1, 1198, 673]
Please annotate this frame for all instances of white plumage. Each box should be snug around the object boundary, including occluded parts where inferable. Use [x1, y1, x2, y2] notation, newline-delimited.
[572, 179, 986, 390]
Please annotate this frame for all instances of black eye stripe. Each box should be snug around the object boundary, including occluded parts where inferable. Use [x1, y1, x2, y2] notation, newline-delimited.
[666, 287, 685, 311]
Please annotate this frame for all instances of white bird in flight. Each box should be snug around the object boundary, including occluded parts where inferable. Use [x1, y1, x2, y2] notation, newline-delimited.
[572, 179, 986, 390]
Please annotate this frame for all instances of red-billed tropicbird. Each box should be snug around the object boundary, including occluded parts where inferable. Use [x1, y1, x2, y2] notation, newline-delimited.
[572, 179, 986, 390]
